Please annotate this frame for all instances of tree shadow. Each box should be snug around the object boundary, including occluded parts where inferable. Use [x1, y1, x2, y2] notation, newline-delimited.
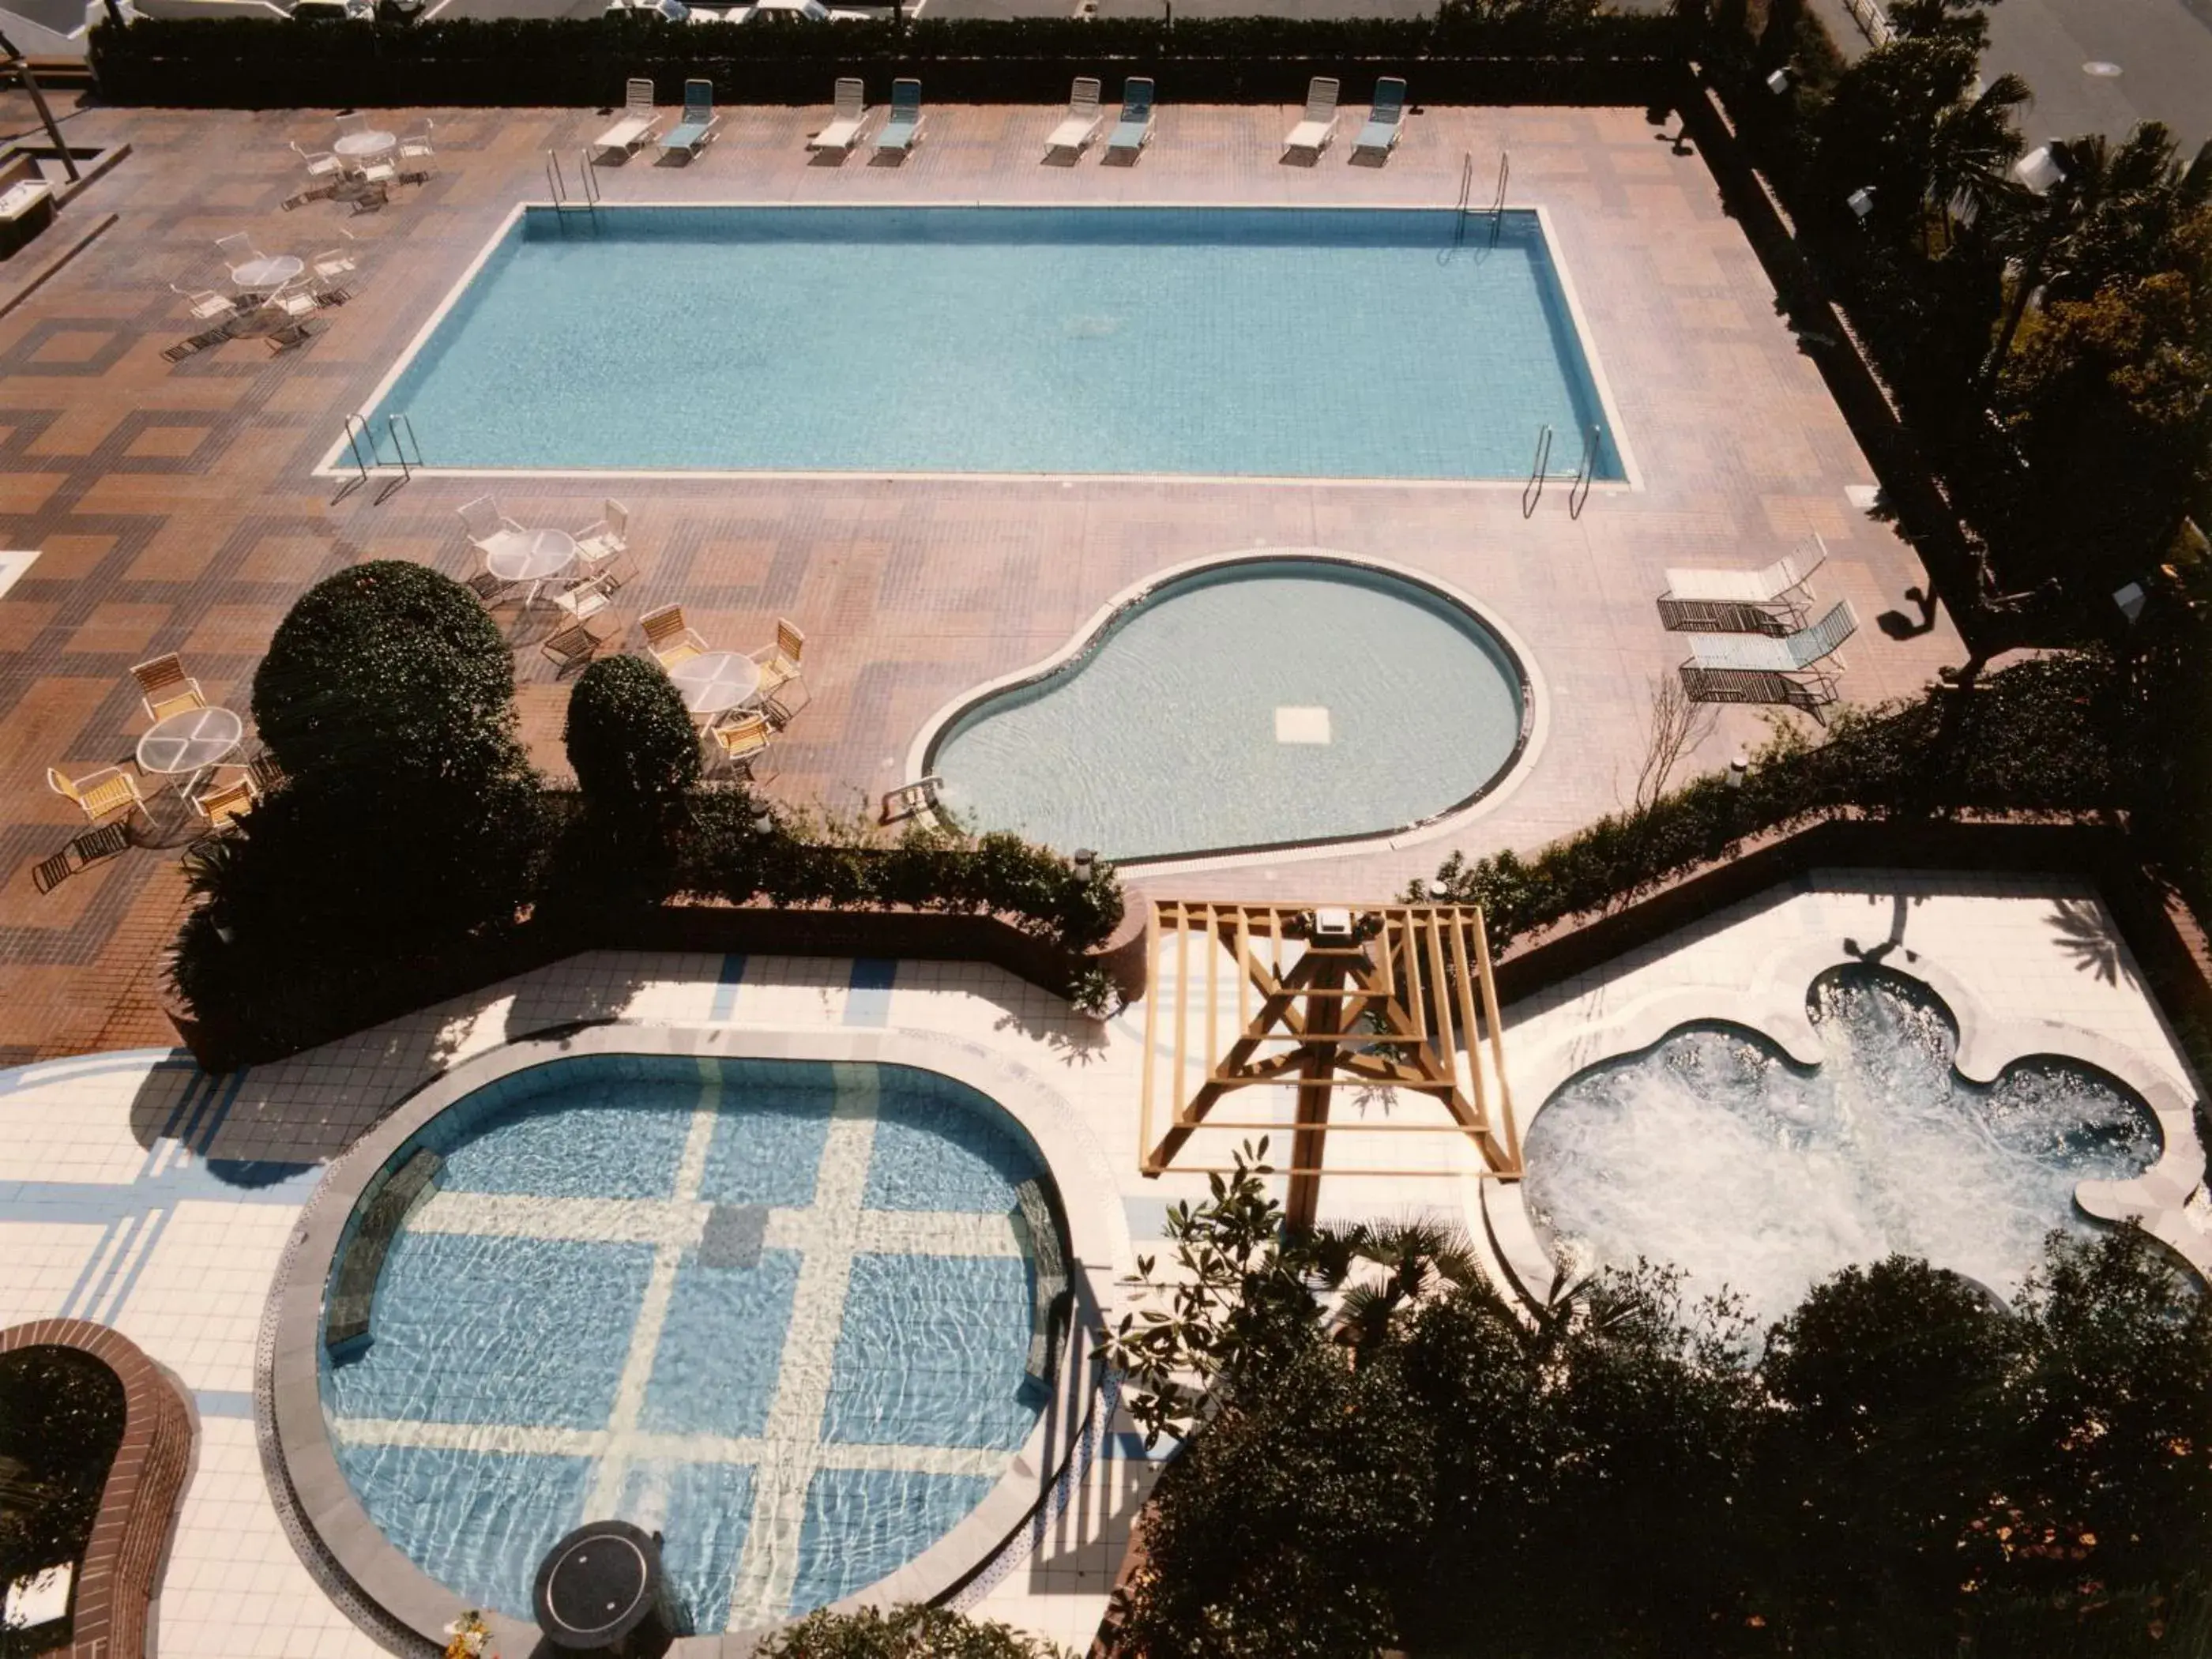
[2047, 897, 2125, 984]
[1876, 585, 1939, 640]
[1842, 889, 1922, 966]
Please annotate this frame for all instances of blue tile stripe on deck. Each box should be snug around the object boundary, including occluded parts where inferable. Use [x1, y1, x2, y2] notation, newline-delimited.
[710, 952, 749, 1021]
[845, 959, 896, 1027]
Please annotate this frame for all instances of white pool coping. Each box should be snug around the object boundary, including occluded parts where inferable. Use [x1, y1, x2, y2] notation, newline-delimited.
[264, 1021, 1133, 1658]
[316, 200, 1641, 491]
[900, 544, 1552, 877]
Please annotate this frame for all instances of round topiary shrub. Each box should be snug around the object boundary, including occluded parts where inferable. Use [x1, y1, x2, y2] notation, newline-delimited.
[563, 654, 700, 807]
[252, 560, 520, 787]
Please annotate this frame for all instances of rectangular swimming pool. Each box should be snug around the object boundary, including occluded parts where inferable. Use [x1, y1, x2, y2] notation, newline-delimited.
[359, 205, 1627, 481]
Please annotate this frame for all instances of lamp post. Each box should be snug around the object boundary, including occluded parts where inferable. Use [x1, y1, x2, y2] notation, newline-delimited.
[1978, 140, 2075, 397]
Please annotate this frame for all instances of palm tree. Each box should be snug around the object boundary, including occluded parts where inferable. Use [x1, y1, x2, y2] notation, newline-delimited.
[1924, 70, 2030, 243]
[1311, 1217, 1487, 1362]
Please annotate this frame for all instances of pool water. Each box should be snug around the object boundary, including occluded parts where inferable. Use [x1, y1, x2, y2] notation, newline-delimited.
[1522, 967, 2161, 1322]
[367, 206, 1621, 480]
[925, 559, 1528, 863]
[321, 1056, 1059, 1631]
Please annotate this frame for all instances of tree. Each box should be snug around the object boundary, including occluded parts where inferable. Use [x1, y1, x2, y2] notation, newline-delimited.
[0, 1346, 126, 1601]
[251, 560, 521, 788]
[564, 655, 699, 808]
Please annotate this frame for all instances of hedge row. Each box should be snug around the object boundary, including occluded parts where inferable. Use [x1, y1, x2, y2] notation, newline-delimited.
[89, 10, 1683, 107]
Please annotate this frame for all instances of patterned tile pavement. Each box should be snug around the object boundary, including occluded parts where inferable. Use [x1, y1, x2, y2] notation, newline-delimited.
[0, 90, 1960, 1062]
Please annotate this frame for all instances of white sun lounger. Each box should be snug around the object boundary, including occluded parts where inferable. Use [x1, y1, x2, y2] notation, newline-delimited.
[875, 78, 924, 155]
[1283, 76, 1339, 156]
[809, 77, 869, 152]
[1659, 534, 1828, 631]
[592, 79, 661, 161]
[1044, 76, 1103, 157]
[1106, 77, 1155, 160]
[1353, 77, 1407, 159]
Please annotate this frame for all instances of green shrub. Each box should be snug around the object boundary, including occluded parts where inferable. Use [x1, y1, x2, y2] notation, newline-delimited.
[251, 560, 522, 789]
[0, 1345, 126, 1606]
[755, 1605, 1067, 1657]
[564, 655, 700, 807]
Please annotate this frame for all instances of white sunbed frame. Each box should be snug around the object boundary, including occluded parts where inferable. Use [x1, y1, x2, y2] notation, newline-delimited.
[1106, 80, 1155, 160]
[875, 80, 925, 155]
[1045, 77, 1103, 158]
[1657, 533, 1828, 632]
[591, 78, 662, 162]
[1352, 77, 1408, 160]
[809, 77, 870, 152]
[1677, 599, 1859, 723]
[1283, 76, 1339, 156]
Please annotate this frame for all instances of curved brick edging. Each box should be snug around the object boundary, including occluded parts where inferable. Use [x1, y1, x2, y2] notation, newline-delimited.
[0, 1319, 193, 1659]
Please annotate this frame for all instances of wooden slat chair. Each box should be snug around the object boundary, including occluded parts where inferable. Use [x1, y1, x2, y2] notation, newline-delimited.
[192, 773, 259, 833]
[707, 709, 775, 781]
[642, 604, 707, 670]
[131, 653, 206, 723]
[47, 765, 146, 828]
[749, 618, 809, 724]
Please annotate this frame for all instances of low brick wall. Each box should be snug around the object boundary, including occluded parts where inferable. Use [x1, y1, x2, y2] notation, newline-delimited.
[1, 1319, 193, 1659]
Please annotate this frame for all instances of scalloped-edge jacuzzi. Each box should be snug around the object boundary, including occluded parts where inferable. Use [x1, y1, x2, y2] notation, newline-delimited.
[907, 548, 1545, 871]
[264, 1025, 1124, 1659]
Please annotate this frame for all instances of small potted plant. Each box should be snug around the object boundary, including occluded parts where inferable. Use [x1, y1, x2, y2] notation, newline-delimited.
[1068, 964, 1122, 1023]
[443, 1611, 493, 1659]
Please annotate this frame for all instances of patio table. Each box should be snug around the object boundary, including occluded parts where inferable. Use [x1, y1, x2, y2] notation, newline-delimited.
[334, 129, 397, 160]
[230, 254, 304, 291]
[668, 652, 762, 717]
[486, 529, 577, 605]
[137, 705, 245, 813]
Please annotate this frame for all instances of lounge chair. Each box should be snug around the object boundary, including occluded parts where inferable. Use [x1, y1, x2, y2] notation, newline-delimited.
[1283, 76, 1339, 157]
[642, 604, 708, 669]
[1106, 77, 1155, 161]
[290, 141, 343, 182]
[131, 653, 207, 723]
[1352, 77, 1407, 160]
[592, 79, 662, 162]
[1678, 600, 1859, 723]
[1044, 77, 1103, 160]
[708, 709, 775, 781]
[1658, 535, 1827, 633]
[660, 79, 721, 163]
[749, 617, 809, 724]
[809, 77, 868, 153]
[875, 78, 924, 156]
[47, 765, 146, 830]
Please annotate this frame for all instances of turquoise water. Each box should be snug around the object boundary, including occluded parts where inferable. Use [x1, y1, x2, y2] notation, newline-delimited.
[371, 206, 1620, 479]
[1524, 968, 2162, 1322]
[926, 559, 1529, 861]
[322, 1055, 1059, 1631]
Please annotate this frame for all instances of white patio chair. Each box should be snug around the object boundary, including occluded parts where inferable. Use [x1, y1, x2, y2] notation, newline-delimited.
[809, 77, 868, 152]
[291, 141, 343, 180]
[1283, 77, 1339, 157]
[171, 284, 237, 325]
[1045, 77, 1103, 159]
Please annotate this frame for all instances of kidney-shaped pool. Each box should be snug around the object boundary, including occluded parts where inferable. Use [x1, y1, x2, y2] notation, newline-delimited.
[920, 554, 1534, 864]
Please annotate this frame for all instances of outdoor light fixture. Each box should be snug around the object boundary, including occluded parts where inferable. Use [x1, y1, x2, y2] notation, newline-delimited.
[2013, 142, 2068, 197]
[1766, 67, 1793, 94]
[751, 807, 774, 836]
[2114, 582, 2148, 625]
[1072, 848, 1097, 882]
[1847, 186, 1876, 220]
[1727, 754, 1749, 790]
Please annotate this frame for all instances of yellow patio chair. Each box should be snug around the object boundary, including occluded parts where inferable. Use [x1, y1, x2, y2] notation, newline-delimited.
[641, 604, 707, 670]
[749, 617, 810, 724]
[131, 653, 206, 723]
[47, 765, 146, 828]
[192, 773, 259, 833]
[707, 709, 776, 781]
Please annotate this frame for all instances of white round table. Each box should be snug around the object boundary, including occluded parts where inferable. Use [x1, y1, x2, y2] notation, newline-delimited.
[137, 705, 244, 778]
[230, 254, 303, 290]
[486, 529, 577, 586]
[334, 130, 397, 159]
[668, 652, 762, 717]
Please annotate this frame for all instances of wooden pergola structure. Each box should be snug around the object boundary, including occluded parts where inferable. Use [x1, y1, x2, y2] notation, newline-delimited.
[1139, 901, 1522, 1229]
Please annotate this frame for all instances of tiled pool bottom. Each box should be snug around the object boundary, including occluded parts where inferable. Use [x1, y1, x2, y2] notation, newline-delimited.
[320, 1056, 1055, 1631]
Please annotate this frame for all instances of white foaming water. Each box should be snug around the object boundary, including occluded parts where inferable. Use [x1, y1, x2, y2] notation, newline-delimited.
[1522, 969, 2161, 1324]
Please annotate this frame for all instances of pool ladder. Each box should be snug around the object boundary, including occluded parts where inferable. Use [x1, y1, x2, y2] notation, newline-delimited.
[546, 149, 602, 223]
[334, 411, 423, 505]
[1522, 423, 1603, 519]
[1445, 150, 1510, 261]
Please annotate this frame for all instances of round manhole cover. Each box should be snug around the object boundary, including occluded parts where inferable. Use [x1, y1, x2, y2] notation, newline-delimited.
[533, 1522, 663, 1650]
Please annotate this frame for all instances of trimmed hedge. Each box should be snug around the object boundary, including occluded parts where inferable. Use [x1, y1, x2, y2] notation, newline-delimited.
[89, 9, 1684, 107]
[1424, 652, 2120, 950]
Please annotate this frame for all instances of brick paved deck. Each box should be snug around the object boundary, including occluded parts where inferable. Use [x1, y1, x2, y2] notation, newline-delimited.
[0, 91, 1962, 1060]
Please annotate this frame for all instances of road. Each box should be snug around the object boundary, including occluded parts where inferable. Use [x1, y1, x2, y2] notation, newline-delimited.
[1981, 0, 2210, 147]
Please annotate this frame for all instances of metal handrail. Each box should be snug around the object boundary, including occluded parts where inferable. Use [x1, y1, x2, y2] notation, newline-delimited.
[545, 149, 565, 206]
[334, 412, 375, 502]
[1488, 150, 1510, 248]
[386, 412, 423, 471]
[1568, 424, 1601, 519]
[1522, 423, 1552, 518]
[1444, 152, 1475, 261]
